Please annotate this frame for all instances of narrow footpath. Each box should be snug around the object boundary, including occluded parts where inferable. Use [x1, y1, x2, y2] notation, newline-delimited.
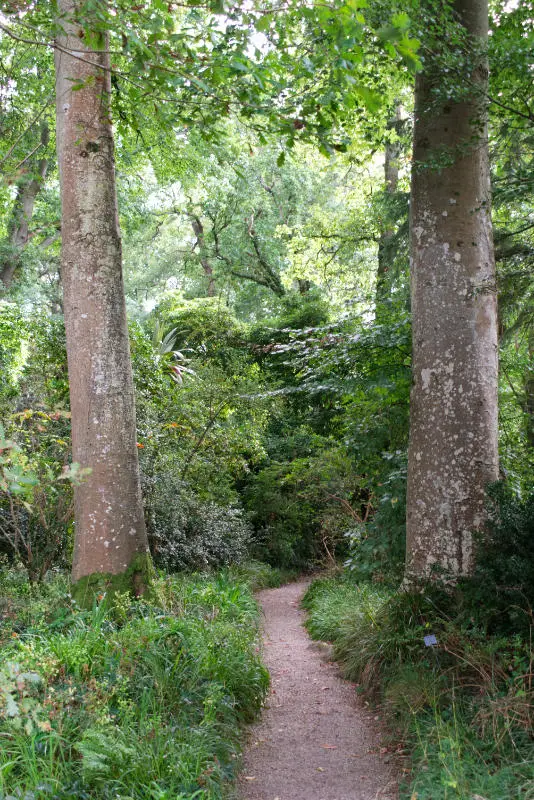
[237, 581, 398, 800]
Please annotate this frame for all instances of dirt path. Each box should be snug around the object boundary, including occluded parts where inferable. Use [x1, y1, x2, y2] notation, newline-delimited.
[237, 580, 398, 800]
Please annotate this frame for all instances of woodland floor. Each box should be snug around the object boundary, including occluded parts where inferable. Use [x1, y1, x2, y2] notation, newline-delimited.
[236, 580, 398, 800]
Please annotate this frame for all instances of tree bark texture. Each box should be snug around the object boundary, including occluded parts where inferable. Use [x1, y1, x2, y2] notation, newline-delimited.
[0, 124, 49, 289]
[190, 214, 216, 296]
[376, 105, 402, 314]
[55, 0, 150, 586]
[405, 0, 499, 581]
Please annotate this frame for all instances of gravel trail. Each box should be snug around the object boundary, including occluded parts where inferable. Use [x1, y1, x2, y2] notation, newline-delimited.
[237, 580, 398, 800]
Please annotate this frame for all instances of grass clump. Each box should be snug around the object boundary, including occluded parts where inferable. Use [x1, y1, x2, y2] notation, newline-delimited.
[0, 569, 268, 799]
[302, 574, 389, 643]
[304, 567, 534, 800]
[228, 560, 301, 590]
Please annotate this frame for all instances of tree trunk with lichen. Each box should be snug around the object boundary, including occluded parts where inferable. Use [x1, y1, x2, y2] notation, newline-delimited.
[0, 123, 49, 289]
[405, 0, 499, 583]
[376, 105, 402, 317]
[55, 0, 151, 603]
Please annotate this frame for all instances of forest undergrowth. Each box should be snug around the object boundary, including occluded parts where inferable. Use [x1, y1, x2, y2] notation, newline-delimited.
[305, 576, 534, 799]
[304, 487, 534, 800]
[0, 564, 284, 800]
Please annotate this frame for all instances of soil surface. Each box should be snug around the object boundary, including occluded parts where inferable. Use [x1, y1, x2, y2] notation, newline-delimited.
[237, 580, 398, 800]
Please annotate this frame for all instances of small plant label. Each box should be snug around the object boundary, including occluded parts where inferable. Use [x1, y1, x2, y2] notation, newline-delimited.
[423, 634, 438, 647]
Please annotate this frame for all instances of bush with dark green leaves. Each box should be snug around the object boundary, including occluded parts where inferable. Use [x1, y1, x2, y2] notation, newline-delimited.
[0, 411, 74, 582]
[144, 475, 252, 571]
[344, 454, 407, 583]
[458, 482, 534, 634]
[245, 444, 361, 569]
[246, 303, 412, 577]
[151, 294, 248, 370]
[130, 309, 266, 571]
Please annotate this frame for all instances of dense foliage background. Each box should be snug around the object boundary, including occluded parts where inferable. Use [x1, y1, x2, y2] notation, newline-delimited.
[0, 0, 532, 797]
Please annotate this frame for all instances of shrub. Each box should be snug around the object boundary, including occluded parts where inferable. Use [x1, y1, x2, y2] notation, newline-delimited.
[343, 453, 407, 583]
[130, 319, 266, 569]
[245, 447, 362, 569]
[0, 415, 80, 582]
[144, 474, 252, 571]
[17, 313, 69, 410]
[151, 295, 247, 370]
[458, 482, 534, 634]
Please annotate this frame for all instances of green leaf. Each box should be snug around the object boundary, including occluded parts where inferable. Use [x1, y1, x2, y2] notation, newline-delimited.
[355, 86, 382, 113]
[378, 24, 402, 43]
[230, 60, 249, 74]
[391, 12, 410, 30]
[15, 474, 39, 487]
[190, 76, 212, 94]
[255, 14, 272, 32]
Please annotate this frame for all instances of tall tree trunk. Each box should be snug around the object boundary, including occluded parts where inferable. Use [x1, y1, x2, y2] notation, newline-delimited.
[55, 0, 151, 601]
[405, 0, 499, 583]
[376, 104, 402, 315]
[0, 123, 49, 289]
